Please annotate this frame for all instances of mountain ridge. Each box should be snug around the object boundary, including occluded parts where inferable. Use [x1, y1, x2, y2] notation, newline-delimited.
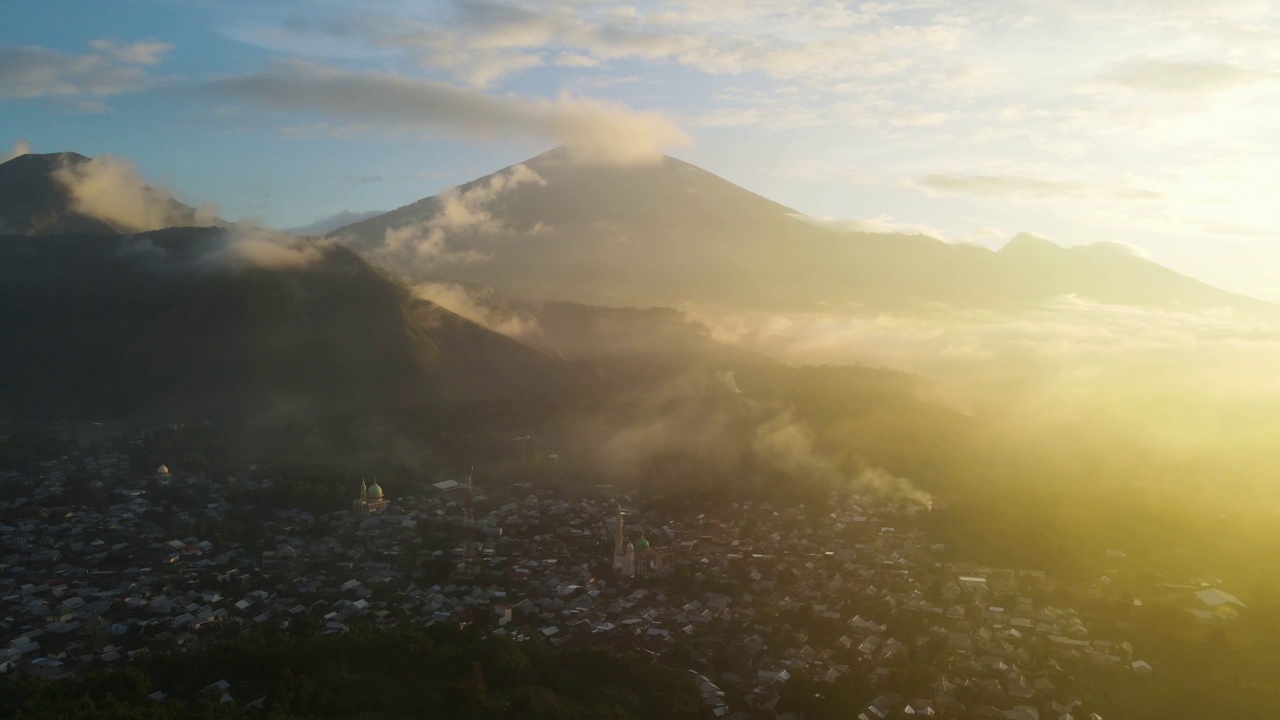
[330, 149, 1274, 316]
[0, 227, 568, 421]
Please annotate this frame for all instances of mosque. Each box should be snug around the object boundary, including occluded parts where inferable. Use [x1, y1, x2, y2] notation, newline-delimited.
[352, 478, 389, 518]
[611, 504, 660, 577]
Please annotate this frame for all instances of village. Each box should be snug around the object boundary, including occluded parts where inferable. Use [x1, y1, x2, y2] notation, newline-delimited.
[0, 447, 1251, 720]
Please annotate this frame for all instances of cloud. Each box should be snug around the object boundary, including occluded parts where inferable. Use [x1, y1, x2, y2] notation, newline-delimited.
[553, 52, 598, 68]
[197, 61, 690, 164]
[373, 162, 545, 268]
[52, 155, 219, 232]
[698, 300, 1280, 406]
[0, 40, 171, 109]
[200, 226, 325, 270]
[915, 173, 1164, 201]
[793, 214, 1013, 246]
[365, 1, 966, 88]
[3, 139, 33, 161]
[793, 213, 948, 240]
[411, 281, 544, 340]
[117, 224, 327, 271]
[1103, 56, 1276, 94]
[1087, 240, 1151, 259]
[88, 40, 173, 66]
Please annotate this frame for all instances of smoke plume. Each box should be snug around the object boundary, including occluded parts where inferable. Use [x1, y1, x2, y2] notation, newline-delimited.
[3, 139, 32, 162]
[753, 409, 933, 505]
[575, 369, 933, 504]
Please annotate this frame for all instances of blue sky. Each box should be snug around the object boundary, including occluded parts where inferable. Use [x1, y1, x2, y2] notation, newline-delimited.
[4, 0, 1280, 299]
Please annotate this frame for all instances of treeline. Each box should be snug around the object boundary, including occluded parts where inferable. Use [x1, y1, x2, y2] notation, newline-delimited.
[0, 623, 711, 720]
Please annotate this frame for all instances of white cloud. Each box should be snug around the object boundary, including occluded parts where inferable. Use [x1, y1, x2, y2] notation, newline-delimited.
[0, 40, 171, 109]
[697, 299, 1280, 413]
[792, 213, 948, 240]
[914, 173, 1164, 201]
[52, 155, 219, 232]
[1087, 240, 1151, 259]
[197, 61, 690, 165]
[372, 163, 546, 268]
[120, 225, 328, 271]
[411, 281, 543, 340]
[553, 52, 598, 68]
[202, 226, 325, 270]
[247, 1, 972, 96]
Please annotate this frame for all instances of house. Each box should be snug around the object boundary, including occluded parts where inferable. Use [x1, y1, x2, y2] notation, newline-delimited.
[1193, 588, 1247, 619]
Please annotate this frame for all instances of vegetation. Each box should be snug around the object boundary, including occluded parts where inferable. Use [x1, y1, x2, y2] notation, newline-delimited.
[0, 624, 710, 720]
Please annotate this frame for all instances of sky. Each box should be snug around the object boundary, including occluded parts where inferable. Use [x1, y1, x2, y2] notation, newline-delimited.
[3, 0, 1279, 300]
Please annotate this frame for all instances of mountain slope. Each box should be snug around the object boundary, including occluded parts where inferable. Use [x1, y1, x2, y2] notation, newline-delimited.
[412, 281, 778, 368]
[0, 228, 565, 421]
[332, 148, 1273, 315]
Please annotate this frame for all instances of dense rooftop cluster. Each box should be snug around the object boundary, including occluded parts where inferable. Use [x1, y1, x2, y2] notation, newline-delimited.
[0, 447, 1238, 719]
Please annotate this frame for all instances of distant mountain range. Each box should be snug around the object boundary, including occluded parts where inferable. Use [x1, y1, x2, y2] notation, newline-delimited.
[332, 147, 1274, 316]
[0, 146, 1271, 424]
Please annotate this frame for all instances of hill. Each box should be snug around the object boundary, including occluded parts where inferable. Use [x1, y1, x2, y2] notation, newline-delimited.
[411, 281, 777, 369]
[0, 228, 566, 421]
[0, 151, 219, 236]
[332, 148, 1273, 315]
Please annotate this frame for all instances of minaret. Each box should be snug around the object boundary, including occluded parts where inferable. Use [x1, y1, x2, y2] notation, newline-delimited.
[352, 479, 370, 518]
[614, 504, 625, 557]
[464, 466, 476, 560]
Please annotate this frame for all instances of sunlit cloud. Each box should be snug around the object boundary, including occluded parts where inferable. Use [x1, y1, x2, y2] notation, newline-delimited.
[52, 155, 219, 232]
[1102, 56, 1277, 94]
[914, 173, 1164, 201]
[792, 214, 948, 240]
[195, 61, 690, 164]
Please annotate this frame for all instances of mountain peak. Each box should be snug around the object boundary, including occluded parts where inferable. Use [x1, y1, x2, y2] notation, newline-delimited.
[0, 150, 217, 236]
[999, 232, 1062, 254]
[332, 153, 1270, 314]
[0, 151, 90, 172]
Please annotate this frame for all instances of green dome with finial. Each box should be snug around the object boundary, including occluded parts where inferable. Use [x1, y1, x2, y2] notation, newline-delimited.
[632, 537, 650, 552]
[367, 481, 384, 498]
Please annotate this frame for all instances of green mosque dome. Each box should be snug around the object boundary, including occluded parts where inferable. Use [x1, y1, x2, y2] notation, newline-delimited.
[632, 537, 650, 553]
[367, 481, 384, 498]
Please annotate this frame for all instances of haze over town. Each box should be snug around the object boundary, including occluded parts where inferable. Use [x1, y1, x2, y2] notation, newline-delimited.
[2, 1, 1279, 719]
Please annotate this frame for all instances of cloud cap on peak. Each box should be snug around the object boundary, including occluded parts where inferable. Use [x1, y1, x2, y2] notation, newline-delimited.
[197, 62, 690, 165]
